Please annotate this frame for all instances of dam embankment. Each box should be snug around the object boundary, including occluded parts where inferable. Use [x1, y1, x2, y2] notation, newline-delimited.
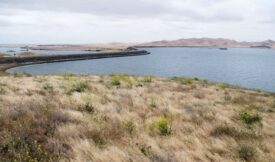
[0, 50, 149, 72]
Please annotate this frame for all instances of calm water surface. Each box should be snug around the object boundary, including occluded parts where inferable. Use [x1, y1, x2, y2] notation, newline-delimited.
[8, 47, 275, 92]
[0, 47, 95, 55]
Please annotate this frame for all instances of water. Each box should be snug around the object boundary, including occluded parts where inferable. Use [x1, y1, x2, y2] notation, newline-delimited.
[0, 47, 21, 55]
[0, 47, 96, 55]
[7, 47, 275, 92]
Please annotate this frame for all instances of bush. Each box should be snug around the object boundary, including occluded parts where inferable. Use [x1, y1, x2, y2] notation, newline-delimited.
[218, 83, 230, 89]
[62, 72, 74, 80]
[70, 81, 89, 93]
[150, 116, 171, 136]
[140, 145, 151, 156]
[43, 83, 54, 93]
[142, 76, 153, 83]
[224, 95, 232, 102]
[237, 144, 257, 161]
[240, 111, 262, 126]
[172, 77, 193, 85]
[111, 78, 121, 86]
[80, 103, 94, 113]
[0, 105, 63, 161]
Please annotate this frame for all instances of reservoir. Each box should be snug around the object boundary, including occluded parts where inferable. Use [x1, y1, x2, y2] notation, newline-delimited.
[7, 47, 275, 92]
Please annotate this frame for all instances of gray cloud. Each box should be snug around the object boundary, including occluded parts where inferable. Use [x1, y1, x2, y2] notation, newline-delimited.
[0, 0, 246, 22]
[0, 0, 274, 43]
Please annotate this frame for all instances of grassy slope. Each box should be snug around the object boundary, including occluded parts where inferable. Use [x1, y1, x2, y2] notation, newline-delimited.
[0, 74, 274, 162]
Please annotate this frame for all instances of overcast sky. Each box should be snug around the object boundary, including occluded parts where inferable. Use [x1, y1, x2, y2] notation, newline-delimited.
[0, 0, 274, 44]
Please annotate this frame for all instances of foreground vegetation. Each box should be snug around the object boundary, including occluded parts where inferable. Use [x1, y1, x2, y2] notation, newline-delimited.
[0, 74, 274, 162]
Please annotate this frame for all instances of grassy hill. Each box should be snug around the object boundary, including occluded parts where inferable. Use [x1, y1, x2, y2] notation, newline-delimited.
[0, 74, 274, 161]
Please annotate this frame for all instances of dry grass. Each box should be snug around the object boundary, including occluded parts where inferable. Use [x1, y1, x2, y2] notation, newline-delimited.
[0, 74, 275, 162]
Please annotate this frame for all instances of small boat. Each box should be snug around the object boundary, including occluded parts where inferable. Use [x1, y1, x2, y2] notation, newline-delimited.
[219, 48, 228, 50]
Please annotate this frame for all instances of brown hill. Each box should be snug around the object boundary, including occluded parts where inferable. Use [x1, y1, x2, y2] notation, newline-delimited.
[137, 38, 275, 49]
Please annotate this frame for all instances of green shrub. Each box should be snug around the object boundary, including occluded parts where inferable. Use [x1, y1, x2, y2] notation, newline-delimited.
[150, 116, 171, 136]
[43, 83, 54, 93]
[240, 111, 262, 126]
[80, 103, 94, 113]
[62, 72, 74, 80]
[93, 133, 106, 146]
[0, 105, 63, 161]
[237, 144, 257, 161]
[171, 77, 193, 85]
[70, 81, 89, 93]
[218, 83, 230, 89]
[140, 145, 151, 156]
[224, 95, 232, 102]
[158, 117, 171, 136]
[111, 78, 121, 86]
[142, 76, 153, 83]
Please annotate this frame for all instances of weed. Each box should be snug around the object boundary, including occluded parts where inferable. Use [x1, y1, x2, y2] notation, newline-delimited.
[172, 77, 193, 85]
[111, 78, 121, 86]
[123, 118, 137, 136]
[232, 96, 249, 105]
[13, 72, 24, 77]
[80, 103, 94, 114]
[140, 145, 151, 156]
[136, 82, 143, 87]
[62, 72, 74, 80]
[86, 129, 106, 146]
[149, 98, 157, 108]
[237, 144, 257, 161]
[211, 124, 260, 140]
[43, 83, 54, 93]
[218, 83, 230, 89]
[150, 116, 171, 136]
[100, 95, 109, 105]
[271, 101, 275, 109]
[224, 95, 232, 102]
[240, 111, 262, 126]
[0, 87, 6, 95]
[69, 81, 89, 93]
[26, 89, 33, 96]
[93, 135, 106, 146]
[142, 76, 153, 83]
[0, 105, 64, 161]
[191, 115, 203, 126]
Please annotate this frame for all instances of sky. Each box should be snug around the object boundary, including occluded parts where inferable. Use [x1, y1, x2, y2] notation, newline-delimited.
[0, 0, 274, 44]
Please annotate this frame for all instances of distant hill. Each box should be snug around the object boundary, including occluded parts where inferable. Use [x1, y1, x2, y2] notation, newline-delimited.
[136, 38, 275, 49]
